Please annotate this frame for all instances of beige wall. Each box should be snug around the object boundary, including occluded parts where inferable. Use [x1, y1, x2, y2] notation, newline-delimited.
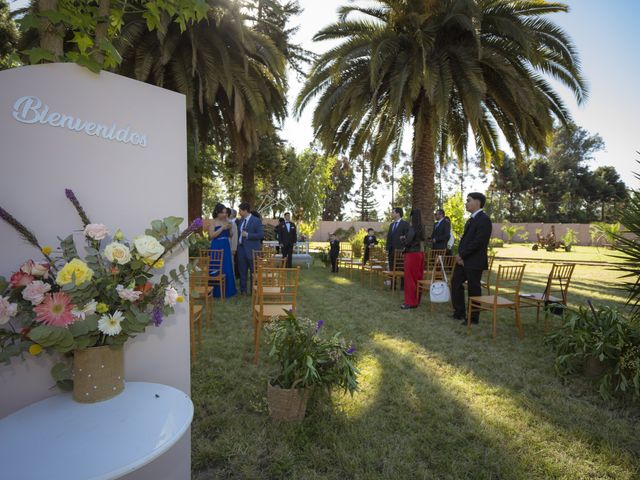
[311, 221, 616, 245]
[0, 64, 190, 479]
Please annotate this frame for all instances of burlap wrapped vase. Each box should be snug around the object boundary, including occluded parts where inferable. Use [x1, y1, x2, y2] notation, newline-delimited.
[72, 345, 124, 403]
[267, 381, 310, 422]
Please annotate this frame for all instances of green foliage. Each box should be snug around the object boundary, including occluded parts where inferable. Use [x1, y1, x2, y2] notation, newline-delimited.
[518, 231, 530, 243]
[489, 238, 504, 248]
[590, 222, 622, 246]
[297, 221, 317, 242]
[611, 165, 640, 321]
[350, 229, 368, 259]
[443, 194, 465, 240]
[266, 312, 359, 394]
[546, 305, 640, 401]
[189, 233, 211, 257]
[322, 157, 355, 221]
[562, 228, 578, 248]
[501, 223, 525, 244]
[281, 148, 336, 226]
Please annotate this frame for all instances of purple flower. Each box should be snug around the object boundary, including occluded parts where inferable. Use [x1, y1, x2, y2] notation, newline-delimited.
[346, 344, 356, 355]
[64, 188, 76, 201]
[315, 319, 324, 333]
[152, 306, 164, 327]
[189, 218, 204, 232]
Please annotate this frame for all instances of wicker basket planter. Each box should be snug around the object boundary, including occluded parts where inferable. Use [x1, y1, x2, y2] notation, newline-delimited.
[267, 382, 310, 422]
[72, 346, 124, 403]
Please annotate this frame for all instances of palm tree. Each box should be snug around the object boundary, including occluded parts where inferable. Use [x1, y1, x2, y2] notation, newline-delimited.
[297, 0, 586, 217]
[117, 0, 286, 219]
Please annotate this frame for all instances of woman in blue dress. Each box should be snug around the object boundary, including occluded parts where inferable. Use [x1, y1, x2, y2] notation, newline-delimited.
[208, 203, 237, 298]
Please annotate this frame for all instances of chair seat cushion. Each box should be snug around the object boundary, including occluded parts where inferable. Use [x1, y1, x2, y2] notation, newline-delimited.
[254, 304, 293, 317]
[469, 295, 515, 306]
[519, 293, 562, 302]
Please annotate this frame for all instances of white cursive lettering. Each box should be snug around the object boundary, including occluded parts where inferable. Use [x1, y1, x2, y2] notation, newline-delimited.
[11, 96, 148, 148]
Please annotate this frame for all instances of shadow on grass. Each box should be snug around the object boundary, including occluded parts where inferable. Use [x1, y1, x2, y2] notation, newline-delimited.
[190, 265, 640, 479]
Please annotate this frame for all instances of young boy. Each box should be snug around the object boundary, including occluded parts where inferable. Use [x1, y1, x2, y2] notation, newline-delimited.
[363, 228, 378, 264]
[329, 233, 340, 273]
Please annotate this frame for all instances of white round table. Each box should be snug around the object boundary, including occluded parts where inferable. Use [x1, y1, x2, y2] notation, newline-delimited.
[0, 382, 193, 480]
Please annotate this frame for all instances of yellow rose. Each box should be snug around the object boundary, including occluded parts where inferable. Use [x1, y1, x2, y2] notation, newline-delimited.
[29, 344, 42, 356]
[104, 242, 132, 265]
[143, 257, 164, 269]
[96, 302, 109, 314]
[56, 259, 94, 286]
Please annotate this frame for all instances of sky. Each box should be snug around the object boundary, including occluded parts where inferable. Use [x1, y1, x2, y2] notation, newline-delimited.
[282, 0, 640, 214]
[9, 0, 640, 212]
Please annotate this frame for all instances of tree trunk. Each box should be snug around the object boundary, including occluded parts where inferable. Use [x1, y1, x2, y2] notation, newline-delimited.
[241, 156, 256, 209]
[411, 110, 436, 223]
[39, 0, 63, 57]
[188, 180, 203, 223]
[94, 0, 111, 63]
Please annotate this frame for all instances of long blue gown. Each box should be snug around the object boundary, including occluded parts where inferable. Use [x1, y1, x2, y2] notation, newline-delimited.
[209, 225, 237, 298]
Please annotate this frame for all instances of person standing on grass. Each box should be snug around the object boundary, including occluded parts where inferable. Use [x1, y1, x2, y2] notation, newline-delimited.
[401, 209, 425, 310]
[451, 192, 492, 324]
[329, 233, 340, 273]
[279, 212, 297, 268]
[430, 209, 450, 251]
[386, 207, 409, 288]
[236, 203, 264, 295]
[363, 228, 378, 265]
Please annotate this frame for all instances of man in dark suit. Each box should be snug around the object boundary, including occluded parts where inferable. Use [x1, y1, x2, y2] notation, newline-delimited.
[451, 192, 493, 324]
[363, 228, 378, 264]
[236, 202, 264, 295]
[430, 208, 451, 251]
[279, 212, 297, 268]
[386, 207, 409, 281]
[328, 233, 340, 273]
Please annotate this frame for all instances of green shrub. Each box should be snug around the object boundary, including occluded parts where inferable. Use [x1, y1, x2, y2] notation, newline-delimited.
[562, 228, 578, 250]
[350, 228, 368, 259]
[188, 232, 211, 257]
[489, 237, 504, 248]
[501, 223, 524, 243]
[546, 304, 640, 401]
[518, 231, 530, 242]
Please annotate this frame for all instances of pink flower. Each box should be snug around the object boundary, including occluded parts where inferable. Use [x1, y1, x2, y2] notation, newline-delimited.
[22, 280, 52, 305]
[33, 292, 76, 327]
[21, 260, 50, 278]
[10, 271, 34, 288]
[84, 223, 110, 241]
[0, 296, 18, 325]
[116, 285, 142, 302]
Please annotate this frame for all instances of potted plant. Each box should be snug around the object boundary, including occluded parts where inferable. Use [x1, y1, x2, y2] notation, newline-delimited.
[562, 228, 578, 252]
[265, 311, 359, 421]
[0, 189, 201, 403]
[545, 302, 640, 400]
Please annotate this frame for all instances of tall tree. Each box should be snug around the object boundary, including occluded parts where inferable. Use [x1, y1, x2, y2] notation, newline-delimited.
[0, 0, 19, 69]
[297, 0, 586, 220]
[322, 156, 355, 221]
[354, 157, 379, 221]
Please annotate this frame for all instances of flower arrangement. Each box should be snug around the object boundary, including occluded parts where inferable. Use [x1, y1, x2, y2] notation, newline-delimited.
[0, 189, 202, 387]
[266, 311, 359, 394]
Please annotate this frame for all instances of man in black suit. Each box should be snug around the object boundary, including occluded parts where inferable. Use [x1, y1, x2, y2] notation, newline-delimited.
[279, 212, 297, 268]
[363, 228, 378, 264]
[430, 208, 451, 250]
[386, 207, 409, 280]
[328, 233, 340, 273]
[451, 192, 493, 324]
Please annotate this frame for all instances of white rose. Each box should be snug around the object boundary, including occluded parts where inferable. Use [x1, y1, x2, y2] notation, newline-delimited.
[104, 242, 132, 265]
[164, 286, 179, 306]
[116, 284, 143, 302]
[134, 235, 165, 261]
[22, 280, 51, 305]
[84, 223, 110, 241]
[0, 296, 18, 325]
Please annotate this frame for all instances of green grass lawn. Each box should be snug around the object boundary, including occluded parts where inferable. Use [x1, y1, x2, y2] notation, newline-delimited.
[494, 244, 627, 264]
[191, 258, 639, 479]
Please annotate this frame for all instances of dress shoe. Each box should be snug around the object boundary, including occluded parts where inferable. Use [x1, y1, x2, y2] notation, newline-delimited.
[461, 319, 479, 325]
[400, 304, 417, 310]
[451, 314, 465, 320]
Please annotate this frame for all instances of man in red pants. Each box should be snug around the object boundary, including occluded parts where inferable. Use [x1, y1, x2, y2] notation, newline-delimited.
[401, 209, 425, 309]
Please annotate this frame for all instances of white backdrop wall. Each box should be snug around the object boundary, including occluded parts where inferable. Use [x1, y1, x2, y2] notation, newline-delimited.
[0, 63, 191, 479]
